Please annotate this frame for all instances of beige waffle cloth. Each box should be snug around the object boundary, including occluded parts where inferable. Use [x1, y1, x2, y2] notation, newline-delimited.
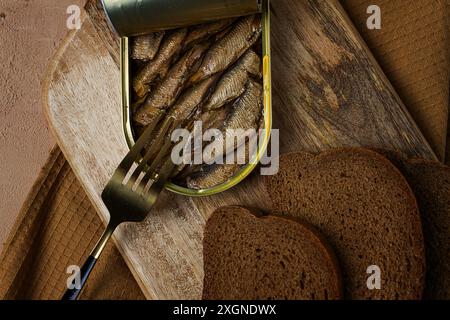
[0, 0, 448, 299]
[341, 0, 449, 161]
[0, 148, 144, 299]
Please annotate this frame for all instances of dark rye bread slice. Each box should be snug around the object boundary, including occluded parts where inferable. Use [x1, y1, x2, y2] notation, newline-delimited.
[379, 150, 450, 300]
[202, 206, 343, 300]
[264, 148, 426, 300]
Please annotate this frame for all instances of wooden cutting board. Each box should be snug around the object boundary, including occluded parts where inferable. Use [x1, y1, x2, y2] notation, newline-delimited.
[43, 0, 436, 299]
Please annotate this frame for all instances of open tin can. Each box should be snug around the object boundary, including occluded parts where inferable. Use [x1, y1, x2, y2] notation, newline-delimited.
[103, 0, 272, 197]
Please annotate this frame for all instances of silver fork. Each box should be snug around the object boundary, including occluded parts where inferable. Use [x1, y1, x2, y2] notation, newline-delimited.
[62, 114, 177, 300]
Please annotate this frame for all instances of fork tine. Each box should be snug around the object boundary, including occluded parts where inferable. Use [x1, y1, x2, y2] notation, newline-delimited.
[112, 111, 164, 181]
[136, 118, 181, 194]
[145, 135, 173, 178]
[126, 116, 175, 187]
[137, 135, 173, 193]
[142, 154, 176, 197]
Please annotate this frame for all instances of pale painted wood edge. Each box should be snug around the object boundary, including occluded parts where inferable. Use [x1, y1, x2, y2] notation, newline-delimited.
[41, 14, 155, 300]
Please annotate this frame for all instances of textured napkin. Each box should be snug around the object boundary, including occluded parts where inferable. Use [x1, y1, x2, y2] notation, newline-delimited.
[342, 0, 449, 161]
[446, 0, 450, 165]
[0, 148, 144, 299]
[0, 0, 448, 300]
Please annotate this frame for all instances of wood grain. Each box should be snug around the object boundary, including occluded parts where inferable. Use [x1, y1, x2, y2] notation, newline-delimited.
[43, 0, 436, 299]
[84, 0, 120, 66]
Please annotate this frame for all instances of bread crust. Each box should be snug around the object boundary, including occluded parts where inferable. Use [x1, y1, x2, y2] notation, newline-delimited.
[264, 147, 426, 300]
[202, 206, 344, 300]
[376, 149, 450, 300]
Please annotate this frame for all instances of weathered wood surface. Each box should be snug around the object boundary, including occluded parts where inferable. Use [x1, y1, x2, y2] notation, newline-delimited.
[43, 0, 436, 299]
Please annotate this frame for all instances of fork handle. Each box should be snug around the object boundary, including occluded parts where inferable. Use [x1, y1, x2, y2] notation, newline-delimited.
[62, 222, 117, 300]
[62, 255, 97, 300]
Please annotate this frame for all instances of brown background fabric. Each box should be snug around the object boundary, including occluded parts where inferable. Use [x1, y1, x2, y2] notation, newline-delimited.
[341, 0, 450, 161]
[0, 148, 144, 300]
[0, 1, 449, 300]
[446, 0, 450, 165]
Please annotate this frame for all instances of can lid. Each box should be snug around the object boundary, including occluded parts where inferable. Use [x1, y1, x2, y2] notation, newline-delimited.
[102, 0, 261, 37]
